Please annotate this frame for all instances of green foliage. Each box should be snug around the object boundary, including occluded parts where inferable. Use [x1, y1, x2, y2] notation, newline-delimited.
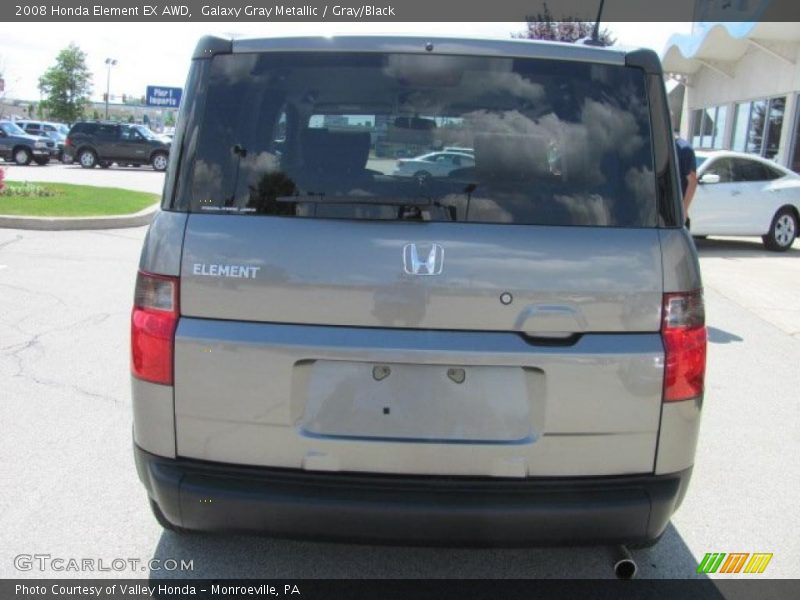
[164, 112, 176, 127]
[0, 181, 54, 197]
[38, 43, 93, 122]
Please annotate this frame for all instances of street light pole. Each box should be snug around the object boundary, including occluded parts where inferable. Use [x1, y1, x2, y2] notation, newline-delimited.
[104, 58, 117, 119]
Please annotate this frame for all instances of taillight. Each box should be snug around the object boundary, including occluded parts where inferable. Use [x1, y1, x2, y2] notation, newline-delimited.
[661, 290, 707, 402]
[131, 271, 179, 385]
[65, 137, 73, 147]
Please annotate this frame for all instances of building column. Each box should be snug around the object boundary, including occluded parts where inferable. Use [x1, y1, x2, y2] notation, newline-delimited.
[680, 78, 692, 140]
[722, 101, 736, 150]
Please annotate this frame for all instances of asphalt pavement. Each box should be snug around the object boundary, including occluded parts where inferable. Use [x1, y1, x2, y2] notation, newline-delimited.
[2, 162, 166, 195]
[0, 224, 798, 579]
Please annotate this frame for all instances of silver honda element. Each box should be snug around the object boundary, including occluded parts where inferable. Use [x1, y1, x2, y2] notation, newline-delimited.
[132, 35, 706, 547]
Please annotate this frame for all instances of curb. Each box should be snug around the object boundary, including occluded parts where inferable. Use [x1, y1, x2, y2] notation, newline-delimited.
[0, 204, 158, 231]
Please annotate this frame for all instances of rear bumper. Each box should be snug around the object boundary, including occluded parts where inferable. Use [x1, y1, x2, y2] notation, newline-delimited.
[135, 445, 691, 546]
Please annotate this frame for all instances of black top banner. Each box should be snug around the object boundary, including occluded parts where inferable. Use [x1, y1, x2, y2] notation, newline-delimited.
[4, 0, 800, 22]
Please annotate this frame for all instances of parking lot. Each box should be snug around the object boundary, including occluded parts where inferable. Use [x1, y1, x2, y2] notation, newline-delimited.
[1, 166, 799, 579]
[2, 162, 166, 195]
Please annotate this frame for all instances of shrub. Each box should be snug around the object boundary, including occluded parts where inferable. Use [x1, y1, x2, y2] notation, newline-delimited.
[0, 181, 55, 197]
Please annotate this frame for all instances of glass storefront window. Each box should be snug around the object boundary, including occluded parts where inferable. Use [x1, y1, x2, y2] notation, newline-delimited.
[746, 99, 767, 154]
[689, 97, 784, 155]
[764, 97, 785, 159]
[712, 105, 728, 149]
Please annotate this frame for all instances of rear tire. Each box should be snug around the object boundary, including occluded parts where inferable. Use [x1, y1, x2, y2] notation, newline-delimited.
[151, 152, 168, 172]
[99, 161, 111, 169]
[34, 156, 50, 166]
[149, 499, 186, 533]
[78, 149, 97, 169]
[13, 147, 32, 166]
[413, 170, 432, 185]
[762, 207, 797, 252]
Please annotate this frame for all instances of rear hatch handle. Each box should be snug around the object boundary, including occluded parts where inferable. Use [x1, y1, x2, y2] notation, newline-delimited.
[515, 304, 588, 343]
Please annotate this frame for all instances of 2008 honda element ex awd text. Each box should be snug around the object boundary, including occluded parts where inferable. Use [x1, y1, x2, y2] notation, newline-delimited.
[132, 35, 706, 547]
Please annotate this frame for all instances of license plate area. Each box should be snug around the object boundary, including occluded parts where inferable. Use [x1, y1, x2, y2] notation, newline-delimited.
[299, 361, 533, 442]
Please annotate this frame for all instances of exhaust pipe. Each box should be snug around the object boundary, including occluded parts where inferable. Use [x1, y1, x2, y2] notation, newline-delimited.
[610, 545, 637, 579]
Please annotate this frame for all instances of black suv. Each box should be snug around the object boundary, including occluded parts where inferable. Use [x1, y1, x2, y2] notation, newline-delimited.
[65, 122, 170, 171]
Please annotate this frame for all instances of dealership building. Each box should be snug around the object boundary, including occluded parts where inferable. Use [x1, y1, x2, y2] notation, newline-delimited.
[663, 21, 800, 172]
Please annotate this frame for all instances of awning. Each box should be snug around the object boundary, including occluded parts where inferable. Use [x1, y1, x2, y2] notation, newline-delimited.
[662, 22, 800, 76]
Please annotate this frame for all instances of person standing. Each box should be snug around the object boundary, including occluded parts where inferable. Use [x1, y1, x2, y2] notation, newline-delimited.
[675, 136, 698, 227]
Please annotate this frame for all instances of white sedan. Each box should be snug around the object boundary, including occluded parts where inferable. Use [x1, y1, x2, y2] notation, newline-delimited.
[690, 151, 800, 251]
[392, 151, 475, 181]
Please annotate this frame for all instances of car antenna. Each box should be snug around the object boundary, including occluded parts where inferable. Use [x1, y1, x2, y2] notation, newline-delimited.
[584, 0, 606, 46]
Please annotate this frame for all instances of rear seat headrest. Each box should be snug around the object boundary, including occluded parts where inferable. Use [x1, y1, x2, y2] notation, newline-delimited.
[302, 128, 371, 173]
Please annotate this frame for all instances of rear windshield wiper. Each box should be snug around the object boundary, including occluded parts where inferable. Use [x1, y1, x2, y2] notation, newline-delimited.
[276, 194, 456, 221]
[276, 194, 431, 207]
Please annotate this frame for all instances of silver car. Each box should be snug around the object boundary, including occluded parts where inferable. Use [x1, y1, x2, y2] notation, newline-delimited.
[132, 36, 706, 548]
[392, 151, 475, 180]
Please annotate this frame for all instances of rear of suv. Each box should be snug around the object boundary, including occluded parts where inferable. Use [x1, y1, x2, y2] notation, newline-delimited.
[65, 121, 170, 170]
[132, 36, 706, 547]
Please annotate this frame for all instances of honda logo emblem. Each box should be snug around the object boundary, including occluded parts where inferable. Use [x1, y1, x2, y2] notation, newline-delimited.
[402, 243, 444, 275]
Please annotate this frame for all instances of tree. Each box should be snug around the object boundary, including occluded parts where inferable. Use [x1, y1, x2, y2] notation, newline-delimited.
[38, 43, 92, 122]
[514, 2, 615, 46]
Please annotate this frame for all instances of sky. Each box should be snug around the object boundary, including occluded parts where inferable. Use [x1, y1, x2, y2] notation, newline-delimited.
[0, 22, 692, 102]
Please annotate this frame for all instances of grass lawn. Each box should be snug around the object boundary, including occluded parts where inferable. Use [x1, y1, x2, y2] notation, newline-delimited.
[0, 182, 159, 217]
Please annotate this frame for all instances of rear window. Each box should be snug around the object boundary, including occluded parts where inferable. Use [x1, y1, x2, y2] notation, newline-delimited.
[187, 52, 657, 227]
[70, 123, 93, 134]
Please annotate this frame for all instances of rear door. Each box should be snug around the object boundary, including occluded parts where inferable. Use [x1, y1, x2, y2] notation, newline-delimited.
[95, 124, 121, 159]
[170, 48, 676, 477]
[118, 125, 150, 163]
[728, 158, 787, 233]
